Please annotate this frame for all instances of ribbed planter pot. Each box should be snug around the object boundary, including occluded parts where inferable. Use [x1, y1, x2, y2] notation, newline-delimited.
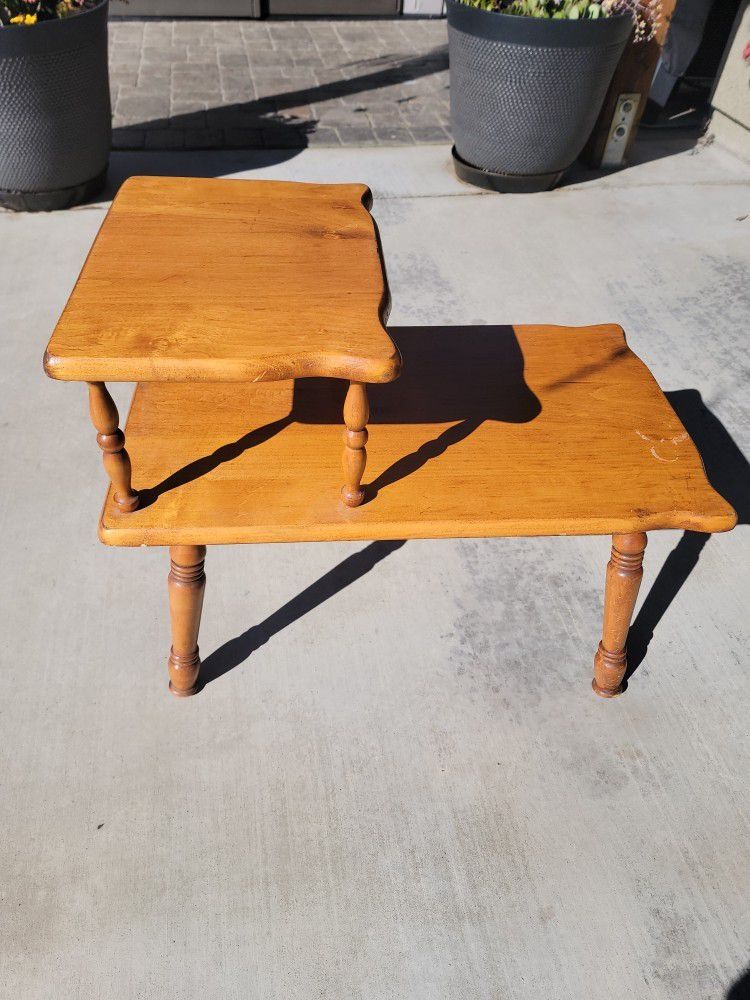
[0, 0, 111, 211]
[447, 0, 631, 192]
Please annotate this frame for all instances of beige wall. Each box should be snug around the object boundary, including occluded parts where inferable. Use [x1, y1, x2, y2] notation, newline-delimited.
[711, 0, 750, 158]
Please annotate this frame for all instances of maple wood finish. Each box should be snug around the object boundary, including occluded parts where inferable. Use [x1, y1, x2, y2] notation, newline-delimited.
[42, 178, 736, 699]
[167, 544, 206, 697]
[341, 381, 369, 507]
[593, 532, 647, 697]
[98, 325, 736, 546]
[44, 176, 400, 386]
[87, 381, 138, 513]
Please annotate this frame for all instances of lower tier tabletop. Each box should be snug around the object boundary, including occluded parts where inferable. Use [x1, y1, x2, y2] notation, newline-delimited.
[99, 324, 736, 546]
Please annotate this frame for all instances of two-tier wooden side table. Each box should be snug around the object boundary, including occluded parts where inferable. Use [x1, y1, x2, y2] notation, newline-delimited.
[44, 176, 736, 699]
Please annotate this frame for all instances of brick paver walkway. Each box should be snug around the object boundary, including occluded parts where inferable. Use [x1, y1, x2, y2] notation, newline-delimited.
[110, 18, 450, 150]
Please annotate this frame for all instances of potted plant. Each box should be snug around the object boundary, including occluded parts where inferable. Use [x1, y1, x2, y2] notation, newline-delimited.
[447, 0, 657, 191]
[0, 0, 110, 211]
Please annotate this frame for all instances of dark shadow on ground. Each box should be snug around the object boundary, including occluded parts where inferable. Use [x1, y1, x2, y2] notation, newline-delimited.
[97, 44, 449, 201]
[102, 149, 302, 199]
[626, 389, 748, 680]
[95, 48, 714, 204]
[565, 78, 711, 187]
[200, 539, 405, 686]
[565, 129, 705, 187]
[100, 122, 703, 204]
[727, 965, 750, 999]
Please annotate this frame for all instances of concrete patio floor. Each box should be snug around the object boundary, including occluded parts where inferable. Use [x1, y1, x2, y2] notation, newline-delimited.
[2, 142, 749, 1000]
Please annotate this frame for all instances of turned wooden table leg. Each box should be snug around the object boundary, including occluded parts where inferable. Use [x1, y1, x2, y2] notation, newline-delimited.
[87, 382, 138, 513]
[341, 381, 369, 508]
[593, 532, 647, 697]
[167, 545, 206, 697]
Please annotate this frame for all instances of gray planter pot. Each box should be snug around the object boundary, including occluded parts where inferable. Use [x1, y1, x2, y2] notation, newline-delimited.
[447, 0, 631, 191]
[0, 0, 110, 211]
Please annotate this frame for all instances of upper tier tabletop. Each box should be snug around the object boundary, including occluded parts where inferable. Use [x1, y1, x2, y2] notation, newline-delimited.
[44, 176, 400, 385]
[99, 324, 736, 546]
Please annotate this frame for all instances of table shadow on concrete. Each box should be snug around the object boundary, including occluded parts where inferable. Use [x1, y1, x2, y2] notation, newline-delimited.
[728, 965, 750, 999]
[199, 539, 406, 687]
[136, 325, 542, 513]
[625, 389, 750, 682]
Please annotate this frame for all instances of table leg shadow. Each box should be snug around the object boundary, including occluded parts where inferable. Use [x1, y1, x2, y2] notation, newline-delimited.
[727, 965, 750, 1000]
[625, 389, 750, 682]
[199, 540, 406, 687]
[136, 415, 294, 510]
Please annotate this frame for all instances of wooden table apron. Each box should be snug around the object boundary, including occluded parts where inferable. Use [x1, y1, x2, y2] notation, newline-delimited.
[43, 176, 736, 700]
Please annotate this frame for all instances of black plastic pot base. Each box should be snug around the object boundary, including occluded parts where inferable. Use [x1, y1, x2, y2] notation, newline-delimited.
[452, 147, 564, 193]
[0, 166, 107, 212]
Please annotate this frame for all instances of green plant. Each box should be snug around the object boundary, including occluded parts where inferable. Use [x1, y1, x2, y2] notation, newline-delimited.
[1, 0, 97, 26]
[459, 0, 659, 39]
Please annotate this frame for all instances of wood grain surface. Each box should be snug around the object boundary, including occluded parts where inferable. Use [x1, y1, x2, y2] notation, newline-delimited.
[44, 176, 399, 385]
[167, 544, 206, 697]
[98, 324, 736, 546]
[593, 531, 647, 697]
